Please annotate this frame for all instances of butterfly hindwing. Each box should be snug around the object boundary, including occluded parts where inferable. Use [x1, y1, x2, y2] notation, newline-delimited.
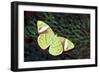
[48, 35, 63, 56]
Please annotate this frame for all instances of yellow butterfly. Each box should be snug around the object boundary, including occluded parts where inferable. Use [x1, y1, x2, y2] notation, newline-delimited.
[37, 20, 75, 56]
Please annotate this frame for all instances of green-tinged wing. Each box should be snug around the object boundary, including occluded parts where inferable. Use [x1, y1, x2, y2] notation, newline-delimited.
[49, 36, 63, 56]
[64, 38, 75, 51]
[57, 37, 75, 51]
[37, 20, 50, 34]
[38, 28, 54, 50]
[37, 21, 55, 50]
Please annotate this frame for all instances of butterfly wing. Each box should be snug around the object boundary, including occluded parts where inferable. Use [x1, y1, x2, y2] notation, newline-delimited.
[37, 21, 54, 50]
[48, 36, 63, 56]
[64, 38, 75, 51]
[37, 20, 49, 34]
[57, 37, 74, 51]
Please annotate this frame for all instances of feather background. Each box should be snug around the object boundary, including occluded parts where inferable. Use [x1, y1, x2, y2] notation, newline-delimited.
[24, 11, 90, 62]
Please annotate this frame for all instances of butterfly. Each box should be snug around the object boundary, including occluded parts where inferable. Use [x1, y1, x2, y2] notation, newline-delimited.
[37, 20, 75, 56]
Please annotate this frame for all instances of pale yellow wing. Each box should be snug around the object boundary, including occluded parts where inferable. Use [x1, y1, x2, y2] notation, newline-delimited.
[48, 35, 63, 56]
[37, 20, 55, 50]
